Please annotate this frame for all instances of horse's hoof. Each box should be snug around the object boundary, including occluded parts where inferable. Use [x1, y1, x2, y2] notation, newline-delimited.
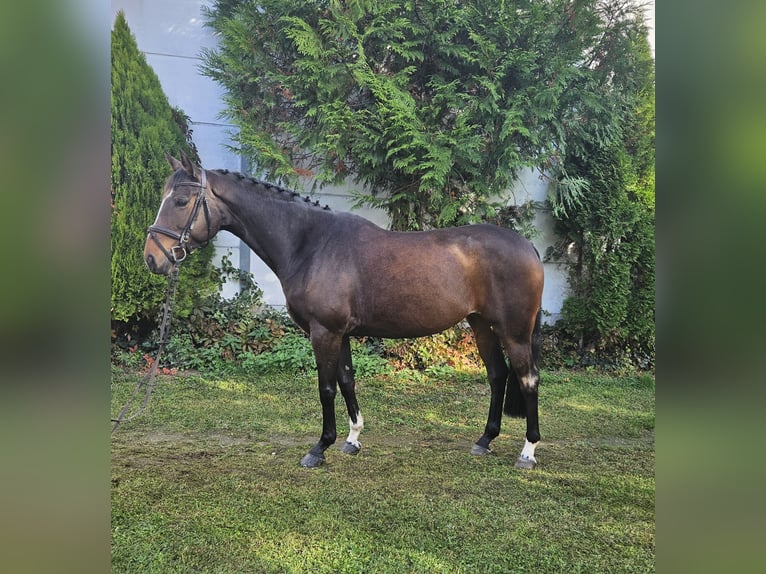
[470, 444, 493, 456]
[340, 441, 361, 455]
[299, 452, 325, 468]
[514, 456, 536, 470]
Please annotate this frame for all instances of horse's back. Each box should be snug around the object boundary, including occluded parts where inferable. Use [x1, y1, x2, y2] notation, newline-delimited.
[360, 223, 541, 291]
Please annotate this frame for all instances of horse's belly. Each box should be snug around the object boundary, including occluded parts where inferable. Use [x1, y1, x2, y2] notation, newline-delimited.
[353, 289, 474, 338]
[351, 320, 464, 339]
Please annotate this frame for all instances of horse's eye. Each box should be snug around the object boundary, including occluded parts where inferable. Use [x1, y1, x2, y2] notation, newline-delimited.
[174, 195, 190, 207]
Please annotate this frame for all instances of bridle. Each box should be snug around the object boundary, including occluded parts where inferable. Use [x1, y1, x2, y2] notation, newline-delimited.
[113, 168, 211, 433]
[147, 168, 211, 265]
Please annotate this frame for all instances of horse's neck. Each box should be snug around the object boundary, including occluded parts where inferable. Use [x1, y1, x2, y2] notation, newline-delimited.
[220, 182, 319, 277]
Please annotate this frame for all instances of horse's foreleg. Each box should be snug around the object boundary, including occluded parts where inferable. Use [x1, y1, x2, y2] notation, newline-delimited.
[468, 315, 508, 456]
[301, 326, 342, 468]
[337, 336, 363, 455]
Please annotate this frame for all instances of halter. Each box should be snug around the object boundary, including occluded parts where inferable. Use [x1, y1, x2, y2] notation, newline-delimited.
[147, 168, 211, 265]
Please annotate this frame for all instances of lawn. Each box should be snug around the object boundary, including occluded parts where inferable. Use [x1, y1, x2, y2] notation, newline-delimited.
[111, 367, 654, 573]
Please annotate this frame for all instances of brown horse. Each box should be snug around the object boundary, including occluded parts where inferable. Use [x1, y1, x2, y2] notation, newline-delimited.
[145, 153, 544, 469]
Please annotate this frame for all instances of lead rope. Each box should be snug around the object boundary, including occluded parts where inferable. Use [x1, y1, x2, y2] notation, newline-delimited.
[111, 265, 179, 433]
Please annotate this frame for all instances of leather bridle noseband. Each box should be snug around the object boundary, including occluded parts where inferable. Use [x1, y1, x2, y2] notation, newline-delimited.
[147, 168, 211, 265]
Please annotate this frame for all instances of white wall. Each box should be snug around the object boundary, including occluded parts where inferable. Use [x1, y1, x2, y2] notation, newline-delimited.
[506, 169, 569, 324]
[112, 0, 568, 322]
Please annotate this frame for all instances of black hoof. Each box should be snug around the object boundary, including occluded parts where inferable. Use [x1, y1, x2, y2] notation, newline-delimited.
[340, 441, 361, 455]
[470, 443, 493, 456]
[300, 452, 325, 468]
[514, 456, 536, 470]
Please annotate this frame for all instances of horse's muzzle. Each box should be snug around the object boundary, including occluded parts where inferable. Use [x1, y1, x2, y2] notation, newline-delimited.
[145, 253, 168, 275]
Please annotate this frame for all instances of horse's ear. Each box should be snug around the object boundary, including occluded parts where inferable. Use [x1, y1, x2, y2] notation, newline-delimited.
[165, 152, 184, 172]
[179, 150, 199, 178]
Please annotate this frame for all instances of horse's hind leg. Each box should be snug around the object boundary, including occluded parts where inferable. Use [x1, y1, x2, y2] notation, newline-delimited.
[337, 336, 363, 455]
[503, 337, 541, 469]
[468, 315, 509, 456]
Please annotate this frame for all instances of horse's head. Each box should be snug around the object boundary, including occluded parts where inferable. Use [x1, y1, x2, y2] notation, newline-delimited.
[144, 152, 218, 275]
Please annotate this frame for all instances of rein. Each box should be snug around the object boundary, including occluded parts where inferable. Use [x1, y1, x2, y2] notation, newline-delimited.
[111, 265, 179, 432]
[112, 168, 209, 433]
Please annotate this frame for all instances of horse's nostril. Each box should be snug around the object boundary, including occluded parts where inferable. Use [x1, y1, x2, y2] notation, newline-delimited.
[146, 254, 156, 272]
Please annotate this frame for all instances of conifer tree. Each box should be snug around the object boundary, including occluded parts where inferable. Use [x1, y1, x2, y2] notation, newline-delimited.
[201, 0, 622, 230]
[111, 11, 215, 339]
[551, 2, 655, 365]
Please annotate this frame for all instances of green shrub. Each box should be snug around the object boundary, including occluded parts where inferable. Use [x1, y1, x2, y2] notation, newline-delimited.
[349, 340, 391, 379]
[242, 332, 315, 374]
[383, 324, 482, 373]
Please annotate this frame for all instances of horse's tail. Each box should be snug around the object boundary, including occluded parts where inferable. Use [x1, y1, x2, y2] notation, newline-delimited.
[531, 306, 542, 372]
[504, 307, 542, 419]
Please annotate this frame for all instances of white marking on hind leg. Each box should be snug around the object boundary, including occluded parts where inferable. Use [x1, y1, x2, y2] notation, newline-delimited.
[519, 439, 538, 463]
[345, 413, 364, 449]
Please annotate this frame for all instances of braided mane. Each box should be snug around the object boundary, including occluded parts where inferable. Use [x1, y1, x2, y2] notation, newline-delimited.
[213, 169, 331, 211]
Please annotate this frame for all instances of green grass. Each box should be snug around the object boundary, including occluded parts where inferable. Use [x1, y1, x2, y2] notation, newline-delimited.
[111, 367, 654, 573]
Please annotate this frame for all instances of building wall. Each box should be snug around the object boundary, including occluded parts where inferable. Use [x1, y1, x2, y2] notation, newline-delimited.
[505, 170, 569, 324]
[112, 0, 568, 323]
